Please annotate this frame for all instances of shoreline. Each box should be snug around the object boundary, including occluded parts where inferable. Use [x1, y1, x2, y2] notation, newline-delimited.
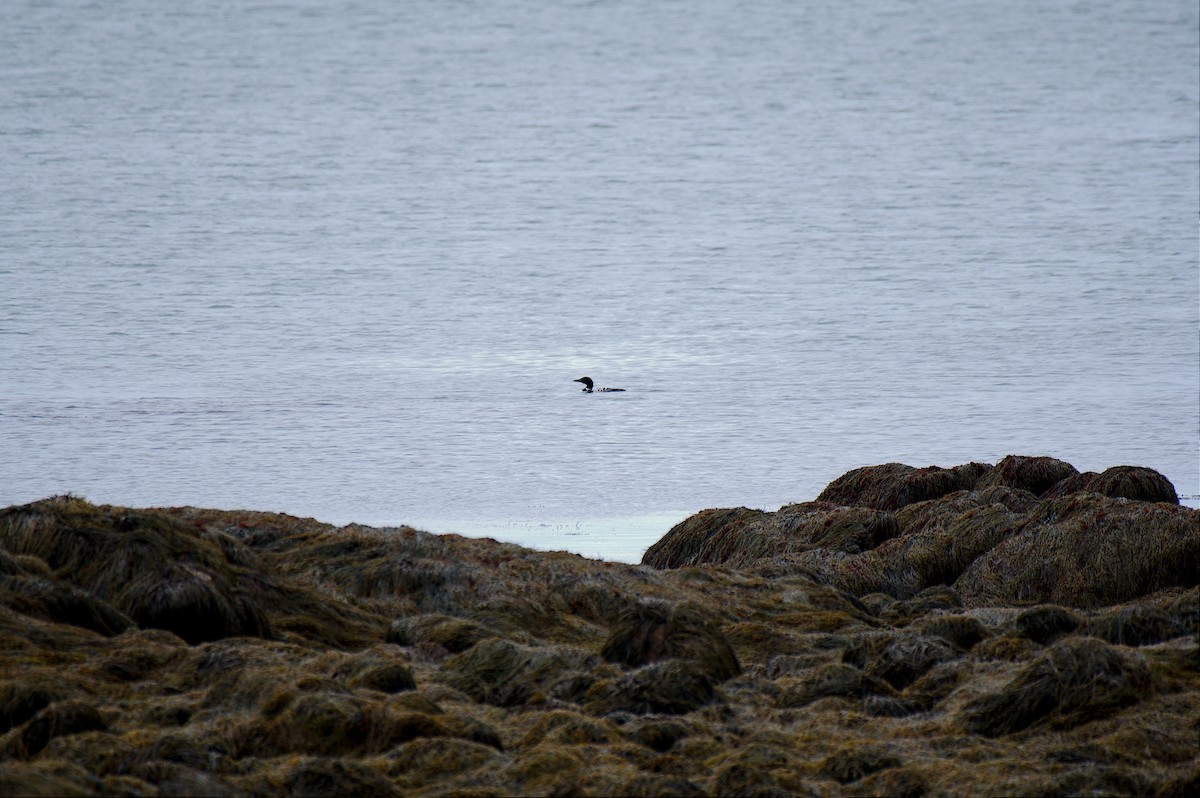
[1, 454, 1197, 796]
[397, 512, 692, 564]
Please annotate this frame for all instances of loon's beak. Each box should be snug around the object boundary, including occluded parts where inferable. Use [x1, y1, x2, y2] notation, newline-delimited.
[573, 378, 586, 383]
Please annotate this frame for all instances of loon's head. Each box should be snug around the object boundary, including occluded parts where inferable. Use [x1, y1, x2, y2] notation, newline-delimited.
[574, 376, 594, 392]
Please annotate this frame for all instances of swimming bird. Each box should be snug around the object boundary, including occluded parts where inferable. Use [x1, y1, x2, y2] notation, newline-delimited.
[574, 377, 625, 393]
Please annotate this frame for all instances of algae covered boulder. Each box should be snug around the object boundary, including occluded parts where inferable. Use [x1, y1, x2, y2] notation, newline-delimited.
[0, 575, 133, 637]
[386, 613, 491, 653]
[640, 507, 768, 569]
[0, 498, 270, 644]
[600, 599, 740, 682]
[874, 500, 1022, 599]
[817, 743, 903, 784]
[588, 600, 740, 719]
[641, 503, 899, 571]
[816, 461, 990, 511]
[1042, 465, 1179, 504]
[0, 681, 65, 735]
[1084, 602, 1194, 647]
[0, 497, 381, 648]
[117, 563, 270, 645]
[957, 636, 1152, 736]
[842, 630, 960, 690]
[775, 663, 896, 708]
[955, 494, 1199, 609]
[282, 757, 403, 798]
[435, 638, 599, 707]
[12, 700, 107, 759]
[584, 659, 720, 716]
[973, 454, 1079, 496]
[1011, 605, 1083, 645]
[331, 651, 418, 694]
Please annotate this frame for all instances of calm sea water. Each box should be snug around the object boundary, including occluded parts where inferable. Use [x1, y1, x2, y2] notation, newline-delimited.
[2, 0, 1197, 562]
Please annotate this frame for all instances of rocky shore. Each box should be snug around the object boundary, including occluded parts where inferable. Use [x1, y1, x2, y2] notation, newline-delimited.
[1, 455, 1197, 797]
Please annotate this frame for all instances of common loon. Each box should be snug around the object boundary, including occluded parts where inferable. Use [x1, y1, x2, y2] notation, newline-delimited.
[574, 376, 625, 393]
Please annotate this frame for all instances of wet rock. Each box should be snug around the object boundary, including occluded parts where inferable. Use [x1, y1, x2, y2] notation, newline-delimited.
[585, 659, 719, 716]
[958, 637, 1152, 736]
[817, 462, 991, 511]
[1013, 605, 1084, 645]
[435, 638, 598, 707]
[641, 503, 900, 570]
[973, 455, 1079, 496]
[1043, 465, 1179, 504]
[0, 464, 1194, 798]
[600, 599, 740, 682]
[282, 757, 403, 798]
[15, 700, 107, 758]
[817, 744, 903, 783]
[0, 575, 132, 637]
[842, 630, 960, 690]
[118, 563, 271, 644]
[956, 494, 1199, 609]
[386, 613, 491, 653]
[776, 663, 895, 708]
[0, 680, 64, 734]
[911, 614, 990, 651]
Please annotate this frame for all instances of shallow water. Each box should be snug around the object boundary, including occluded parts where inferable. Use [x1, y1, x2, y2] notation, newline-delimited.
[2, 0, 1197, 562]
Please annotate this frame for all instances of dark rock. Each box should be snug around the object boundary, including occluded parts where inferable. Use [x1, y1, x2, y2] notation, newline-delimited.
[817, 462, 990, 511]
[974, 455, 1080, 496]
[958, 637, 1151, 736]
[600, 599, 740, 682]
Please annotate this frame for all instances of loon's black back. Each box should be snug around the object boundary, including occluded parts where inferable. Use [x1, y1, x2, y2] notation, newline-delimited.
[573, 376, 625, 393]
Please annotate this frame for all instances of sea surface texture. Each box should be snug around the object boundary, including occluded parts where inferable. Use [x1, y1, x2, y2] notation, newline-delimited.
[2, 0, 1197, 562]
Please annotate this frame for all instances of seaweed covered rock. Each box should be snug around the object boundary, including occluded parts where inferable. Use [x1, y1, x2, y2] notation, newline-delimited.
[873, 501, 1022, 601]
[846, 767, 929, 798]
[641, 503, 900, 570]
[282, 757, 404, 798]
[435, 638, 599, 707]
[708, 744, 799, 796]
[623, 717, 692, 752]
[0, 681, 66, 735]
[600, 599, 740, 682]
[955, 494, 1200, 609]
[1012, 605, 1083, 645]
[0, 469, 1194, 798]
[118, 563, 270, 644]
[841, 630, 960, 690]
[386, 613, 492, 653]
[0, 575, 132, 637]
[1084, 603, 1192, 647]
[234, 690, 499, 759]
[330, 651, 418, 694]
[585, 659, 719, 716]
[816, 462, 990, 511]
[817, 744, 903, 783]
[0, 762, 96, 798]
[957, 637, 1152, 736]
[382, 736, 508, 793]
[640, 507, 772, 569]
[0, 497, 378, 648]
[11, 700, 107, 759]
[973, 455, 1079, 496]
[893, 485, 1036, 534]
[775, 663, 896, 708]
[1043, 465, 1179, 504]
[910, 615, 990, 652]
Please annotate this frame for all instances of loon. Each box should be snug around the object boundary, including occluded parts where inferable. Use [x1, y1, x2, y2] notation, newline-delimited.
[574, 376, 625, 393]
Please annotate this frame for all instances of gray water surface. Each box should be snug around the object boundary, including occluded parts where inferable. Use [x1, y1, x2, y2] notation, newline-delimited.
[2, 0, 1197, 562]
